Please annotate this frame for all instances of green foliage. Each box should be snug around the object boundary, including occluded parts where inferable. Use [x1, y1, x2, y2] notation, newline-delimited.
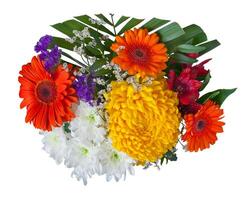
[160, 148, 178, 165]
[141, 18, 169, 31]
[157, 22, 185, 42]
[63, 122, 71, 133]
[50, 14, 221, 74]
[118, 17, 144, 35]
[199, 72, 211, 91]
[198, 88, 237, 106]
[176, 44, 206, 54]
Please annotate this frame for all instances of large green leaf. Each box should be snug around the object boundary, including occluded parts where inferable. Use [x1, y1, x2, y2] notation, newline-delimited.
[198, 40, 220, 56]
[95, 14, 112, 26]
[118, 17, 144, 35]
[61, 51, 86, 67]
[52, 19, 102, 38]
[75, 15, 114, 36]
[157, 22, 185, 42]
[51, 37, 75, 51]
[198, 88, 237, 105]
[115, 16, 129, 27]
[183, 24, 207, 45]
[199, 72, 211, 91]
[165, 24, 207, 53]
[52, 23, 74, 37]
[170, 53, 197, 64]
[90, 59, 107, 71]
[176, 44, 206, 53]
[141, 17, 169, 32]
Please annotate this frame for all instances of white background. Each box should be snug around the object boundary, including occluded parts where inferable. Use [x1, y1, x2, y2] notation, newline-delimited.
[0, 0, 245, 199]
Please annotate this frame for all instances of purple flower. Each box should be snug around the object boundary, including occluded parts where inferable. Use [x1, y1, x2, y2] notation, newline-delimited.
[73, 73, 96, 104]
[34, 35, 61, 72]
[34, 35, 53, 52]
[39, 45, 61, 71]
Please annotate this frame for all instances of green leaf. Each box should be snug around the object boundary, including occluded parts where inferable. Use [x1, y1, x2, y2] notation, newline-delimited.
[199, 72, 211, 91]
[157, 22, 185, 42]
[176, 44, 206, 53]
[160, 149, 178, 165]
[95, 68, 111, 76]
[90, 59, 107, 71]
[63, 123, 71, 133]
[198, 88, 237, 105]
[50, 37, 75, 51]
[95, 14, 112, 25]
[85, 46, 102, 57]
[198, 40, 220, 56]
[118, 17, 144, 35]
[183, 24, 207, 45]
[165, 24, 207, 53]
[52, 19, 102, 38]
[61, 51, 86, 67]
[115, 16, 130, 27]
[141, 18, 169, 32]
[51, 23, 74, 37]
[75, 15, 114, 36]
[104, 39, 114, 51]
[170, 53, 197, 64]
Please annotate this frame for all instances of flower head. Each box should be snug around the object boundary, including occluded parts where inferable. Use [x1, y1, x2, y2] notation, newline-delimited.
[18, 56, 78, 131]
[65, 138, 100, 185]
[34, 35, 53, 52]
[111, 28, 168, 77]
[105, 79, 180, 164]
[99, 140, 135, 182]
[182, 100, 225, 152]
[34, 35, 61, 72]
[168, 68, 201, 105]
[73, 73, 96, 105]
[41, 127, 67, 164]
[39, 45, 61, 71]
[70, 101, 106, 145]
[188, 59, 210, 79]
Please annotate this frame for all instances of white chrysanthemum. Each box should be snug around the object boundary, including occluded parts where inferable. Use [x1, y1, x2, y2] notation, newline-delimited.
[70, 101, 106, 145]
[41, 127, 67, 164]
[64, 137, 100, 185]
[99, 140, 135, 182]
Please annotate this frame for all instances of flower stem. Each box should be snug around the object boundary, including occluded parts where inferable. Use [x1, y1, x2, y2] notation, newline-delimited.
[110, 14, 117, 36]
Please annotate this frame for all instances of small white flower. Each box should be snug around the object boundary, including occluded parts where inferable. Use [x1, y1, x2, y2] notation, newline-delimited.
[73, 45, 85, 56]
[70, 101, 106, 145]
[88, 39, 97, 47]
[89, 56, 97, 64]
[65, 138, 100, 185]
[99, 141, 135, 182]
[41, 127, 67, 164]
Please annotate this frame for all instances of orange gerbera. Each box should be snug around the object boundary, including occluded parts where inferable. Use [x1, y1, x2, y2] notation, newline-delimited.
[182, 100, 225, 152]
[111, 28, 168, 77]
[19, 56, 78, 131]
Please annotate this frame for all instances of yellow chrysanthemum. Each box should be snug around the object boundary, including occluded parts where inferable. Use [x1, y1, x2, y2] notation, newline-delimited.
[105, 78, 180, 164]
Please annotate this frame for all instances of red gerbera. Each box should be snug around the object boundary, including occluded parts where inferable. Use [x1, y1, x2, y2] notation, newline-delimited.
[19, 56, 78, 131]
[167, 68, 201, 105]
[182, 100, 225, 152]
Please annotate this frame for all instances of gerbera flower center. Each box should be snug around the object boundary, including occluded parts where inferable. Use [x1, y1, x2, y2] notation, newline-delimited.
[36, 80, 57, 103]
[130, 47, 149, 63]
[195, 119, 207, 132]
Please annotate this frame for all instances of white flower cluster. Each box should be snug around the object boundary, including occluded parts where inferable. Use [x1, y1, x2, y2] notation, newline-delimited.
[41, 101, 135, 185]
[89, 17, 106, 25]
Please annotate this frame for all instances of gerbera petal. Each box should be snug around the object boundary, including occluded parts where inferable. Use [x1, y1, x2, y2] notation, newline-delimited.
[111, 28, 168, 77]
[19, 56, 77, 131]
[182, 100, 224, 152]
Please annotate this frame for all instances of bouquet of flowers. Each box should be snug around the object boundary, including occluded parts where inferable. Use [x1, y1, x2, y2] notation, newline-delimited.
[18, 14, 236, 185]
